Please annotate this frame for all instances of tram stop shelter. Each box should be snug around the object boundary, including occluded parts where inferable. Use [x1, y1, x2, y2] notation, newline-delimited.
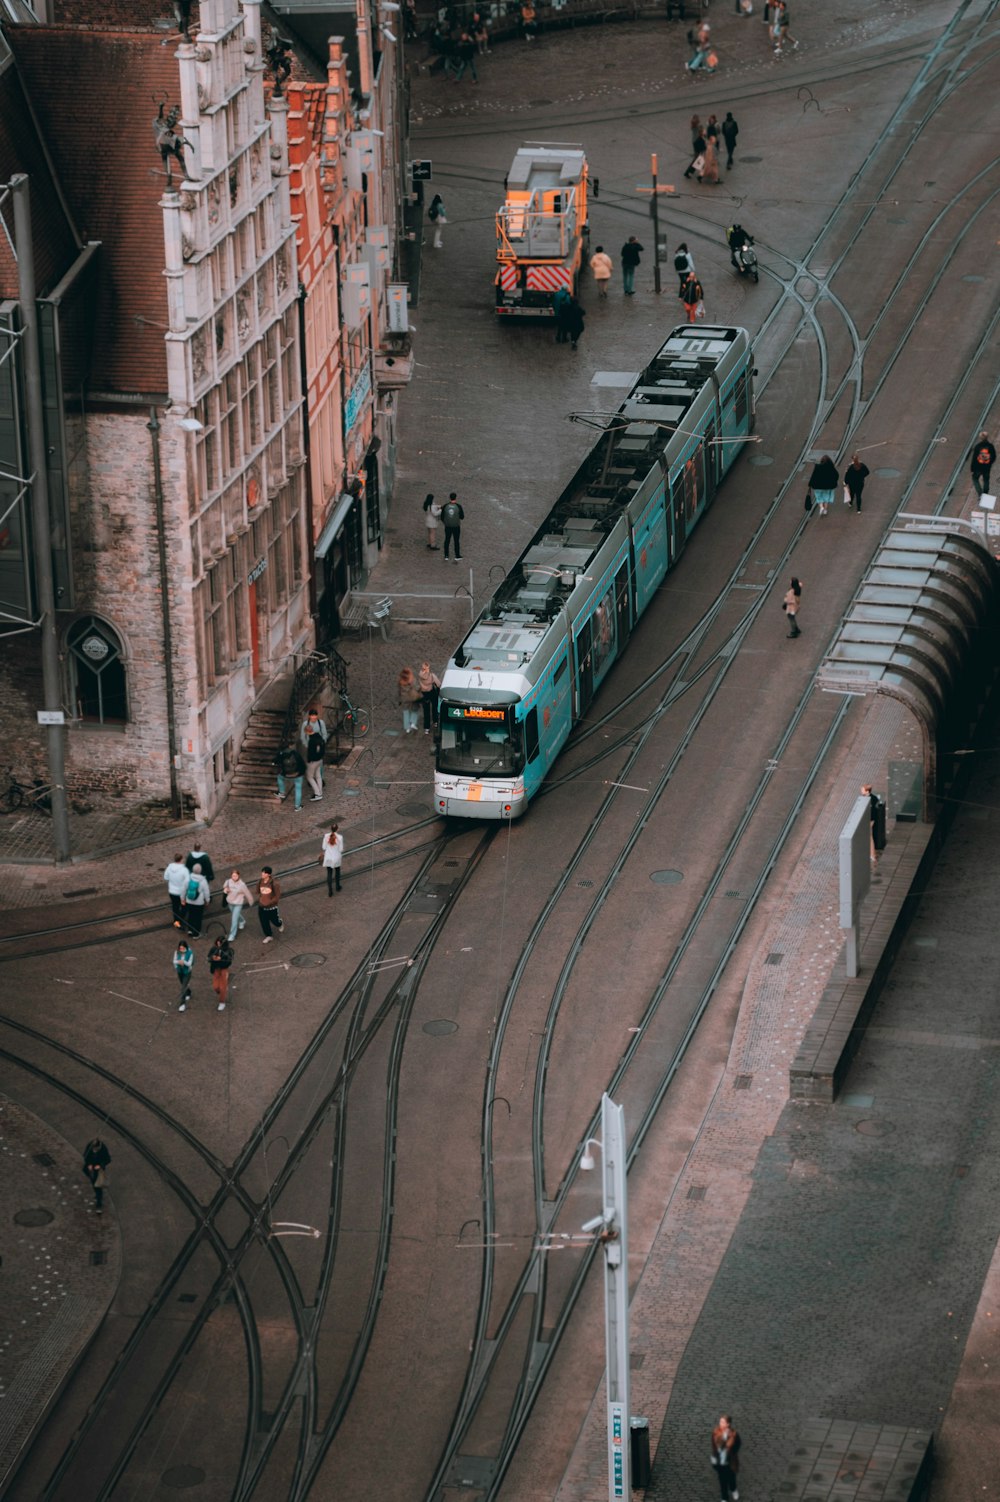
[815, 516, 1000, 824]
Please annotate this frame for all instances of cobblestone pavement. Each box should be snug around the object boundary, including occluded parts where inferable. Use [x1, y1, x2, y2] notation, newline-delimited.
[0, 1102, 120, 1490]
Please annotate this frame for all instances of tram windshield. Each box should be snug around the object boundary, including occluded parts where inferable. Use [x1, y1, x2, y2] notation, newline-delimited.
[437, 701, 519, 777]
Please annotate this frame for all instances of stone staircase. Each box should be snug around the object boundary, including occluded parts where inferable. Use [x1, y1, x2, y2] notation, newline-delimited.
[229, 706, 286, 801]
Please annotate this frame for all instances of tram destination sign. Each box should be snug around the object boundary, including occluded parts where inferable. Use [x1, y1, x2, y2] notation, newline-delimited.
[444, 705, 506, 721]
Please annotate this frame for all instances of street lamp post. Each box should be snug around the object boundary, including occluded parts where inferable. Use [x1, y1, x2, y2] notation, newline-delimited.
[582, 1092, 631, 1501]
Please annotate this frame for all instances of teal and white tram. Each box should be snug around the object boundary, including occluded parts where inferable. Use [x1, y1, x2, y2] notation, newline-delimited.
[434, 324, 755, 819]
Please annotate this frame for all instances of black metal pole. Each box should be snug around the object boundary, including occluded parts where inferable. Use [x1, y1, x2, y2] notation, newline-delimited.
[12, 173, 71, 862]
[650, 153, 662, 295]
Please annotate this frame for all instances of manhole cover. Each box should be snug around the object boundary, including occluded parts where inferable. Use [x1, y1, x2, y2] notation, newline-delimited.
[748, 453, 774, 466]
[397, 801, 431, 817]
[423, 1019, 458, 1036]
[14, 1207, 54, 1227]
[856, 1118, 894, 1137]
[162, 1465, 207, 1488]
[741, 155, 763, 163]
[962, 274, 985, 283]
[291, 953, 327, 968]
[650, 869, 683, 885]
[874, 467, 901, 478]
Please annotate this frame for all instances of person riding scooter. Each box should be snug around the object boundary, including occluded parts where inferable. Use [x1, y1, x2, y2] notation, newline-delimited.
[726, 223, 759, 280]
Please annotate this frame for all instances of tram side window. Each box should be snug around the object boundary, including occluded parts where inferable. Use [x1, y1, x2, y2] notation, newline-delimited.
[732, 373, 748, 428]
[523, 707, 540, 762]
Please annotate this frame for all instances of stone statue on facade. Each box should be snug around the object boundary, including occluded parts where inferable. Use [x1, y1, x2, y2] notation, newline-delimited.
[266, 29, 294, 96]
[153, 102, 195, 188]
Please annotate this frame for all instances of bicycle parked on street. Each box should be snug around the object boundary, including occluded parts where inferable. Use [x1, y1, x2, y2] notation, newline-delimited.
[336, 689, 369, 738]
[0, 768, 54, 815]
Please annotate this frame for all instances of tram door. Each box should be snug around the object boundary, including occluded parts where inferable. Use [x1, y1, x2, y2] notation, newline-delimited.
[575, 619, 594, 716]
[615, 563, 631, 648]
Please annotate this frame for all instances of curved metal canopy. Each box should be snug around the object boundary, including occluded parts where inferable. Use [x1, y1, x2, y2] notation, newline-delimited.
[815, 516, 1000, 820]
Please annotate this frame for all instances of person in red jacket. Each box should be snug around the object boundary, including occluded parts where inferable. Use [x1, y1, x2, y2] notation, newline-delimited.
[710, 1414, 741, 1500]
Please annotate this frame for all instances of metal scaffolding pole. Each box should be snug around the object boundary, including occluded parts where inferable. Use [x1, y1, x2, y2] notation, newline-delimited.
[12, 173, 71, 862]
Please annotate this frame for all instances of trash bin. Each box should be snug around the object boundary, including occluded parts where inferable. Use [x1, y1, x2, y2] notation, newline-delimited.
[630, 1416, 651, 1489]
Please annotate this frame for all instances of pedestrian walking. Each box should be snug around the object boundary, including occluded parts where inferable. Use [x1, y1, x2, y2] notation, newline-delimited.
[722, 111, 739, 168]
[441, 492, 464, 559]
[553, 284, 572, 343]
[174, 938, 194, 1008]
[673, 243, 695, 292]
[423, 492, 442, 549]
[419, 661, 441, 732]
[710, 1415, 741, 1501]
[783, 575, 802, 637]
[680, 269, 705, 323]
[689, 113, 702, 151]
[256, 866, 284, 942]
[471, 10, 490, 51]
[564, 295, 585, 350]
[273, 742, 306, 810]
[163, 852, 189, 928]
[428, 193, 446, 249]
[808, 454, 839, 516]
[320, 822, 344, 895]
[222, 868, 254, 940]
[843, 454, 870, 511]
[590, 244, 613, 297]
[452, 29, 478, 80]
[208, 934, 234, 1011]
[700, 136, 721, 184]
[182, 863, 210, 937]
[398, 666, 422, 734]
[83, 1136, 111, 1214]
[620, 236, 644, 295]
[302, 715, 327, 802]
[519, 1, 538, 39]
[684, 126, 707, 179]
[185, 845, 215, 887]
[705, 113, 720, 145]
[861, 782, 887, 861]
[969, 431, 996, 497]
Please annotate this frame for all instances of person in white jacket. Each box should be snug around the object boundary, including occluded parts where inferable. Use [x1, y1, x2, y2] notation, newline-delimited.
[163, 854, 190, 929]
[222, 869, 255, 941]
[320, 823, 344, 896]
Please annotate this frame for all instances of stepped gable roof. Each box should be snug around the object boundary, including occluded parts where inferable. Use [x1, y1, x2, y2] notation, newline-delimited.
[0, 47, 80, 301]
[8, 24, 177, 395]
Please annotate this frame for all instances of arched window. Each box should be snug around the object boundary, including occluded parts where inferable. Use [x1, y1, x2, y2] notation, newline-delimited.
[67, 616, 128, 724]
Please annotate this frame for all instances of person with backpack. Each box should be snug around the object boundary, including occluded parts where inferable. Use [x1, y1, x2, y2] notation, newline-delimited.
[300, 708, 327, 802]
[674, 243, 695, 292]
[428, 193, 446, 249]
[441, 492, 464, 560]
[182, 863, 211, 937]
[969, 431, 996, 497]
[273, 742, 306, 810]
[207, 934, 234, 1010]
[184, 846, 215, 909]
[680, 269, 705, 323]
[173, 939, 195, 1009]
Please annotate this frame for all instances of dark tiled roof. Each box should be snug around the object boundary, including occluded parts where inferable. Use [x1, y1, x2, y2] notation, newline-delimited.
[0, 60, 80, 300]
[9, 26, 178, 394]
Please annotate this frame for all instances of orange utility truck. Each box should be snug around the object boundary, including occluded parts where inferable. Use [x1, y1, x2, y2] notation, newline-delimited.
[495, 142, 590, 318]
